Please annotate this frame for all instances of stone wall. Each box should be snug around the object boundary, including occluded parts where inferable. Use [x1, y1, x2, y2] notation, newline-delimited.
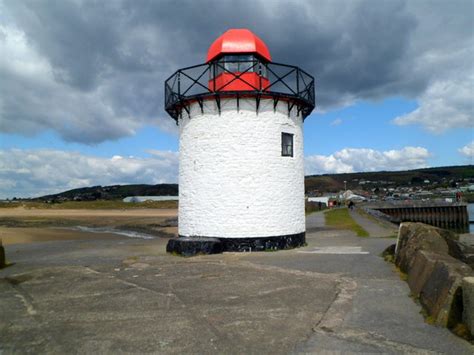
[395, 222, 474, 335]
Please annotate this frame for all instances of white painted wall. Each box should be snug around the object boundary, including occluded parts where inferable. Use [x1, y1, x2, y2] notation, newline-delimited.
[178, 98, 305, 238]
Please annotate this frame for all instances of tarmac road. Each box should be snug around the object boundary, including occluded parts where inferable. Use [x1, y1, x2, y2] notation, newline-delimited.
[0, 211, 473, 354]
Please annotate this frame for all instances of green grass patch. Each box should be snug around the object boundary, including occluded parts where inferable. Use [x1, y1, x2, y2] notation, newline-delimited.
[0, 200, 178, 210]
[324, 208, 369, 237]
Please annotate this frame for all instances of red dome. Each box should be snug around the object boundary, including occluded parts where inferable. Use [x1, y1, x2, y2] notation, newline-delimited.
[206, 29, 272, 63]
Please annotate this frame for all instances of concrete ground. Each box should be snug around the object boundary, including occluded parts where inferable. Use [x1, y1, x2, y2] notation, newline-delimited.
[1, 211, 473, 354]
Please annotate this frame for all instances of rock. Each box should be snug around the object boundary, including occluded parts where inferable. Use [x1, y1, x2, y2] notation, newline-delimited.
[395, 222, 449, 273]
[462, 277, 474, 336]
[444, 237, 474, 269]
[0, 239, 5, 269]
[418, 253, 472, 327]
[407, 250, 438, 297]
[166, 237, 223, 257]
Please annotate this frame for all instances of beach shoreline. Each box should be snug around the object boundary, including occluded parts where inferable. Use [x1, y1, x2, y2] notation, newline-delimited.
[0, 207, 178, 245]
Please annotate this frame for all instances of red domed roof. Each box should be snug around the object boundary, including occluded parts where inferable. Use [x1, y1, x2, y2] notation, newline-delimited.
[206, 29, 272, 63]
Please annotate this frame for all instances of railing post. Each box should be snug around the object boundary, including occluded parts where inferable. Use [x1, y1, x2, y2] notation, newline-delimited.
[296, 68, 300, 95]
[212, 63, 216, 92]
[177, 72, 181, 97]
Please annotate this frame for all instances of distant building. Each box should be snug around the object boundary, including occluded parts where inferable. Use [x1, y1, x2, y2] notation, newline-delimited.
[308, 197, 329, 206]
[123, 196, 178, 203]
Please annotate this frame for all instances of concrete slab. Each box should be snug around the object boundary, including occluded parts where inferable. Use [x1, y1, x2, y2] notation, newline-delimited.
[1, 219, 472, 353]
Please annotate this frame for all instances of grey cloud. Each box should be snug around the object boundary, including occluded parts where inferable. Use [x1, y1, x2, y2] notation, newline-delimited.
[1, 0, 472, 143]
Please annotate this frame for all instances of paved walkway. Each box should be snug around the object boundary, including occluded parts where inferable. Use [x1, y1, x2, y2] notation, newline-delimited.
[349, 208, 398, 237]
[1, 214, 472, 353]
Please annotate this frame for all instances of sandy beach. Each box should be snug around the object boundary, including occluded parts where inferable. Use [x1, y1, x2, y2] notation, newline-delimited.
[0, 207, 178, 218]
[0, 227, 125, 245]
[0, 207, 178, 245]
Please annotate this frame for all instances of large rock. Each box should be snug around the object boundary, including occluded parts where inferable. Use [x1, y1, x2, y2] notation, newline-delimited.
[417, 253, 472, 327]
[395, 223, 474, 330]
[462, 277, 474, 335]
[444, 236, 474, 269]
[407, 250, 438, 297]
[395, 222, 449, 273]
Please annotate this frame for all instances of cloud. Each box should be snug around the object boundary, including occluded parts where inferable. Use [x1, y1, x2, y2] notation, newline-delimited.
[393, 77, 473, 133]
[0, 149, 178, 198]
[1, 145, 432, 198]
[1, 0, 472, 142]
[458, 141, 474, 161]
[305, 146, 430, 175]
[330, 118, 342, 126]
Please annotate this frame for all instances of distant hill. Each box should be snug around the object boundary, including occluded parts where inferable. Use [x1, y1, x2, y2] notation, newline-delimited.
[35, 184, 178, 202]
[32, 165, 473, 201]
[305, 165, 474, 194]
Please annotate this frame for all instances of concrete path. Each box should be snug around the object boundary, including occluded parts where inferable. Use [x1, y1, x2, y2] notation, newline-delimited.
[1, 217, 473, 353]
[245, 229, 472, 354]
[349, 208, 398, 237]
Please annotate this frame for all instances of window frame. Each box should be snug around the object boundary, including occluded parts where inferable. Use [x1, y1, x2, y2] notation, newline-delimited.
[281, 132, 294, 157]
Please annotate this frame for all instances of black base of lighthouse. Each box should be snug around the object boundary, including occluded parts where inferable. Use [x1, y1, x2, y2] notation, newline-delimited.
[166, 232, 305, 256]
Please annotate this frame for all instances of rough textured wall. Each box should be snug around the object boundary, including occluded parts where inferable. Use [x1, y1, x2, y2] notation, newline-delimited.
[179, 98, 305, 238]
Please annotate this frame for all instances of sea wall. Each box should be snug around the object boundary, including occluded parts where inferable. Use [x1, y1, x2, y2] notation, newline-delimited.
[394, 222, 474, 335]
[374, 204, 469, 233]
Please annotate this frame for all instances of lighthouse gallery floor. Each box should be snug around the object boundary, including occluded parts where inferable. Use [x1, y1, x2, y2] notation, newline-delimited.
[1, 212, 472, 353]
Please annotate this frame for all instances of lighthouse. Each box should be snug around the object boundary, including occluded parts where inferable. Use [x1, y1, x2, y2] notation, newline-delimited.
[165, 29, 315, 255]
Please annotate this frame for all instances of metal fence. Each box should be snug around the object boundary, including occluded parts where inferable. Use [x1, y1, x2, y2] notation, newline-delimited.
[165, 60, 315, 122]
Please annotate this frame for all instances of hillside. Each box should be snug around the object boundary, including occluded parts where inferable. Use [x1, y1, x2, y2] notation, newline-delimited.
[27, 165, 473, 202]
[35, 184, 178, 202]
[305, 165, 474, 194]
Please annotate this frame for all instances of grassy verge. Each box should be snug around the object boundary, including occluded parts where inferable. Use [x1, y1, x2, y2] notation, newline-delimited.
[0, 200, 178, 210]
[324, 208, 369, 237]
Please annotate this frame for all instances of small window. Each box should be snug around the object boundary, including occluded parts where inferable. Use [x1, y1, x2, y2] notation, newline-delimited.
[282, 132, 294, 157]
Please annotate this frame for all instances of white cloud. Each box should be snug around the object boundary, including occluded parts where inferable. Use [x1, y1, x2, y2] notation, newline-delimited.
[330, 118, 342, 126]
[393, 77, 473, 133]
[0, 149, 178, 199]
[458, 141, 474, 161]
[305, 146, 430, 175]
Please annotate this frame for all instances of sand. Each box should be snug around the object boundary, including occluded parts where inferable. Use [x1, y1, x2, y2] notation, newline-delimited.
[0, 207, 178, 218]
[0, 227, 124, 245]
[0, 207, 178, 245]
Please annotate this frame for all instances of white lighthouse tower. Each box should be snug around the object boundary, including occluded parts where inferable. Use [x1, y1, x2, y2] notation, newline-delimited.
[165, 29, 315, 255]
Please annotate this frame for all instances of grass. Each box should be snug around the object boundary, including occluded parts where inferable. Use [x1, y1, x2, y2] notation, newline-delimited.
[324, 208, 369, 237]
[0, 200, 178, 210]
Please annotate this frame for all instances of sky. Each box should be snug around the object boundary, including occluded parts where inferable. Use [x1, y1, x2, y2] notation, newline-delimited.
[0, 0, 473, 198]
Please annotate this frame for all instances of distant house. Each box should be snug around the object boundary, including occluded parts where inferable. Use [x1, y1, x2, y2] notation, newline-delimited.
[342, 190, 367, 202]
[308, 197, 329, 206]
[123, 196, 179, 203]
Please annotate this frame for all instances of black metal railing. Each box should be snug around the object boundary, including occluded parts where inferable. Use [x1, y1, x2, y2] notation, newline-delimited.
[164, 60, 315, 122]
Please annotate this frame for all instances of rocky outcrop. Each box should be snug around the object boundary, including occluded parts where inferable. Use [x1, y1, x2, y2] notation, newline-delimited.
[395, 222, 474, 333]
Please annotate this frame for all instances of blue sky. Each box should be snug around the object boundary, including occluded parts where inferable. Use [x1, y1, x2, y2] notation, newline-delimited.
[1, 96, 471, 166]
[0, 0, 472, 198]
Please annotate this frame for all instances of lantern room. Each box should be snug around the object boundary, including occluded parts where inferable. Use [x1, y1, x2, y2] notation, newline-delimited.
[207, 29, 271, 92]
